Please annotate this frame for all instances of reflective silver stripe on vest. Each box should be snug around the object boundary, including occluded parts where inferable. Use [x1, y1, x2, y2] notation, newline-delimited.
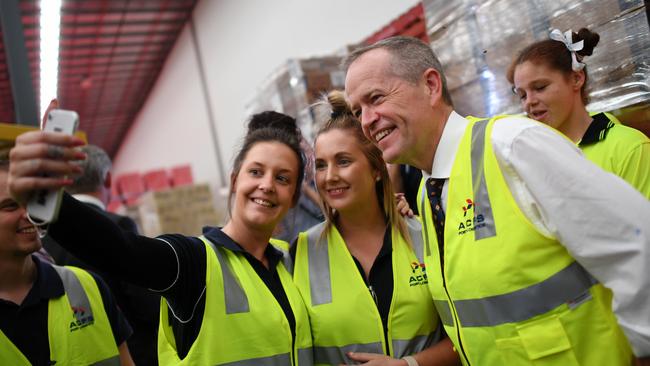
[218, 352, 291, 366]
[392, 325, 444, 358]
[204, 237, 250, 314]
[52, 266, 119, 365]
[52, 265, 94, 323]
[433, 299, 454, 327]
[276, 246, 294, 275]
[92, 356, 120, 366]
[297, 347, 314, 366]
[306, 222, 331, 306]
[405, 217, 424, 264]
[314, 342, 382, 364]
[454, 261, 597, 327]
[470, 119, 496, 240]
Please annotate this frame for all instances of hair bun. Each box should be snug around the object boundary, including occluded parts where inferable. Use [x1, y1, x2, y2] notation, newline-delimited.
[575, 28, 600, 57]
[327, 90, 354, 119]
[247, 111, 300, 137]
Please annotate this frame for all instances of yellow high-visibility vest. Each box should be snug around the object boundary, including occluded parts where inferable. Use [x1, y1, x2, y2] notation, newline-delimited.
[294, 219, 441, 365]
[418, 116, 633, 365]
[0, 265, 120, 366]
[158, 236, 313, 365]
[581, 112, 650, 198]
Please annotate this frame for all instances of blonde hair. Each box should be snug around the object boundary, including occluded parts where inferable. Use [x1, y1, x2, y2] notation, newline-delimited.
[311, 90, 411, 246]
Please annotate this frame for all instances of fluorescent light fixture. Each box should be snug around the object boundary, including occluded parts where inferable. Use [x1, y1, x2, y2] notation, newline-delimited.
[39, 0, 62, 122]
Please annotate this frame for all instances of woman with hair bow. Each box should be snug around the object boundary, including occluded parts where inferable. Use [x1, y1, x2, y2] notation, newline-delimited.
[507, 27, 650, 366]
[507, 27, 650, 198]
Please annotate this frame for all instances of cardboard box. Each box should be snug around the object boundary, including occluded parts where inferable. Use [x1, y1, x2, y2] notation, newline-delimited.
[137, 183, 223, 237]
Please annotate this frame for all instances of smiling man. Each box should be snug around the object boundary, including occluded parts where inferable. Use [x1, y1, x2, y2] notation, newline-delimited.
[0, 161, 134, 365]
[343, 36, 650, 366]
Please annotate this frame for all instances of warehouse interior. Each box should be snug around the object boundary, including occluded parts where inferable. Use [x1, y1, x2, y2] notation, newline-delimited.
[1, 2, 650, 365]
[1, 0, 648, 235]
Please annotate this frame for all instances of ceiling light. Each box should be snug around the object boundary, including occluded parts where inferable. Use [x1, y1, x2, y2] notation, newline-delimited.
[39, 0, 62, 120]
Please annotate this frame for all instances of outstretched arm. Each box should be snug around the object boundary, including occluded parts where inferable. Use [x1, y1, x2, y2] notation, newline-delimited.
[8, 130, 178, 290]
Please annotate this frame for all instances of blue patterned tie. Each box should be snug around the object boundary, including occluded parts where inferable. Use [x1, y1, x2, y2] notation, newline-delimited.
[426, 177, 446, 247]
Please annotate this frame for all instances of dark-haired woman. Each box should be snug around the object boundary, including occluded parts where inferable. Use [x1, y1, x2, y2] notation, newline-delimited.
[8, 111, 313, 365]
[507, 27, 650, 198]
[292, 91, 459, 366]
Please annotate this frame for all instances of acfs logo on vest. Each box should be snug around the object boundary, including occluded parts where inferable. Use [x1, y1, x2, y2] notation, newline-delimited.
[457, 198, 485, 235]
[69, 305, 94, 332]
[409, 261, 428, 286]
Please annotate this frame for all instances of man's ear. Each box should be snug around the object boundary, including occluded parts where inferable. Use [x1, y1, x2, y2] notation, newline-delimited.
[423, 68, 443, 105]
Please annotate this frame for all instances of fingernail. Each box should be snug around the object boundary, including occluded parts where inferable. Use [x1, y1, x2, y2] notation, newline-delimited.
[72, 138, 86, 146]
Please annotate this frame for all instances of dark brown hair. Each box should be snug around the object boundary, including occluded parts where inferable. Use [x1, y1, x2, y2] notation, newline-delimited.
[229, 111, 305, 213]
[507, 28, 600, 104]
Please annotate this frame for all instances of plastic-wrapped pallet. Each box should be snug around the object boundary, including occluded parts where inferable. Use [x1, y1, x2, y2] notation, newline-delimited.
[246, 56, 346, 143]
[422, 0, 649, 117]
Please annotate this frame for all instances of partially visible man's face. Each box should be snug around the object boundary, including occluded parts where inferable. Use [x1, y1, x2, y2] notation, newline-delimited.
[0, 170, 40, 258]
[345, 49, 436, 167]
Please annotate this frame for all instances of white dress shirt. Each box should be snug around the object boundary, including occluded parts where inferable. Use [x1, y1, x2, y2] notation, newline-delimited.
[72, 193, 106, 211]
[422, 111, 650, 356]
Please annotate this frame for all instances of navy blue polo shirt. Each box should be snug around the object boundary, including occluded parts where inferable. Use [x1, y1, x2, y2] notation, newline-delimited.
[0, 255, 132, 366]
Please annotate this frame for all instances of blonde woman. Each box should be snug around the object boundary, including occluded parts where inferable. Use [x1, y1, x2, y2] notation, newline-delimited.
[292, 91, 458, 366]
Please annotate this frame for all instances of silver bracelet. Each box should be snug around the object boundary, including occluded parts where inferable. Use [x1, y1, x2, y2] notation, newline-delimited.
[402, 355, 419, 366]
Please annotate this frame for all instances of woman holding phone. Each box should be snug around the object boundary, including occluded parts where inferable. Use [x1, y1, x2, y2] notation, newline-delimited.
[8, 111, 313, 365]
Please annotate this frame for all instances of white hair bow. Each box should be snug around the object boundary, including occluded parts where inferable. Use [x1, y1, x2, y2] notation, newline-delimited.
[549, 29, 585, 71]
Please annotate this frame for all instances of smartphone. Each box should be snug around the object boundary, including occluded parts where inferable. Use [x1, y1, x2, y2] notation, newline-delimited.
[26, 109, 79, 224]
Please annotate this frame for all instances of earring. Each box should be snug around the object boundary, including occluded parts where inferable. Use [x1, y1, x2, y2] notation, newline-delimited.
[375, 176, 381, 182]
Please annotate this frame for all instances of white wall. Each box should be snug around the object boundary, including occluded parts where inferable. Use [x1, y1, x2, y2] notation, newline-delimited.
[113, 0, 419, 189]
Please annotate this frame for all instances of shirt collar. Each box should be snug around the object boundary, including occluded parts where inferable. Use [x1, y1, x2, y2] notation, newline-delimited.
[23, 255, 65, 306]
[72, 194, 106, 211]
[423, 110, 469, 179]
[579, 112, 614, 146]
[201, 226, 284, 268]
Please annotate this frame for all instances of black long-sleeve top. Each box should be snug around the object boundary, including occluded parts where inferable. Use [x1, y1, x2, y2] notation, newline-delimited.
[50, 193, 296, 359]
